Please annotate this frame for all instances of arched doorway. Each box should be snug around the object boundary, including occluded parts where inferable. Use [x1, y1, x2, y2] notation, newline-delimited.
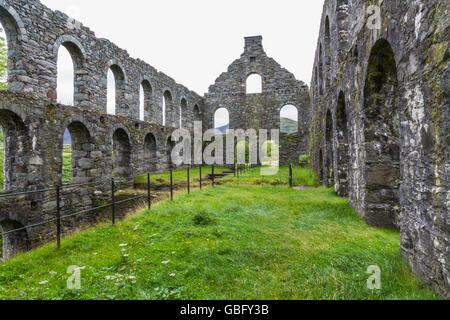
[363, 39, 400, 228]
[214, 108, 229, 134]
[144, 133, 157, 172]
[280, 105, 299, 134]
[336, 91, 349, 197]
[112, 128, 131, 178]
[62, 122, 92, 184]
[107, 64, 126, 115]
[325, 109, 334, 187]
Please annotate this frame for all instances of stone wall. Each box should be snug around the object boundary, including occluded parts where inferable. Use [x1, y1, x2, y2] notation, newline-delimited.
[0, 91, 181, 259]
[0, 0, 204, 259]
[0, 0, 204, 125]
[309, 0, 449, 298]
[205, 36, 310, 164]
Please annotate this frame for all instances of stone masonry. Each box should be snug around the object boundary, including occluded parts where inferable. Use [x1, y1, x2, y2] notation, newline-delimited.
[310, 0, 449, 298]
[0, 0, 448, 300]
[205, 36, 310, 165]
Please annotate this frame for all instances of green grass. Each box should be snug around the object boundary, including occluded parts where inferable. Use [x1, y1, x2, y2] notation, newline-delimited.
[134, 166, 231, 186]
[62, 146, 72, 184]
[0, 183, 438, 300]
[223, 165, 319, 187]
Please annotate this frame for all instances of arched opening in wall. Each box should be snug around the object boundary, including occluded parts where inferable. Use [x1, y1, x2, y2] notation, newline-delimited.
[62, 122, 92, 184]
[235, 140, 250, 165]
[163, 91, 172, 126]
[363, 38, 400, 228]
[144, 133, 157, 172]
[214, 108, 229, 134]
[324, 16, 331, 87]
[139, 80, 152, 121]
[280, 105, 298, 134]
[57, 46, 74, 105]
[261, 140, 279, 167]
[325, 109, 334, 187]
[180, 98, 187, 128]
[0, 24, 7, 90]
[318, 148, 324, 184]
[0, 110, 29, 191]
[319, 45, 323, 95]
[336, 91, 349, 196]
[0, 219, 29, 260]
[193, 104, 201, 122]
[107, 65, 126, 115]
[0, 126, 4, 190]
[56, 42, 84, 106]
[0, 6, 25, 90]
[112, 128, 131, 178]
[246, 73, 262, 94]
[166, 136, 175, 170]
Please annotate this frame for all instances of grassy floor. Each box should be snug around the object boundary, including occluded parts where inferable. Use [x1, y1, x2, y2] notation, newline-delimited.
[223, 165, 319, 187]
[134, 166, 231, 186]
[136, 165, 319, 188]
[62, 150, 72, 184]
[0, 183, 438, 300]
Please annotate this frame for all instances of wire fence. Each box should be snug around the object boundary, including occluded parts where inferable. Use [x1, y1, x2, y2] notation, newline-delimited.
[0, 164, 293, 253]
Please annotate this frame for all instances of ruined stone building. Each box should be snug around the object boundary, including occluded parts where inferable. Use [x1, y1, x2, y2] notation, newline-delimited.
[310, 0, 448, 298]
[0, 0, 448, 299]
[204, 36, 310, 164]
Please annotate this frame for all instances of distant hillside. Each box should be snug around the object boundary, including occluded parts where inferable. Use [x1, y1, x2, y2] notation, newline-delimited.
[215, 124, 229, 134]
[281, 118, 298, 134]
[63, 130, 71, 145]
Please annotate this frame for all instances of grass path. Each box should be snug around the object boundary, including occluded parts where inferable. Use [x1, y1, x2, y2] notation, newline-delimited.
[0, 184, 438, 300]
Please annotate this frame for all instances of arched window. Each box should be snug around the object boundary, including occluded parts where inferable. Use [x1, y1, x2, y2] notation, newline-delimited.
[280, 105, 298, 134]
[0, 6, 27, 91]
[0, 110, 30, 191]
[139, 80, 152, 121]
[193, 104, 201, 122]
[336, 91, 349, 197]
[260, 140, 279, 166]
[107, 69, 115, 115]
[363, 39, 400, 227]
[163, 91, 172, 126]
[56, 40, 85, 106]
[0, 126, 3, 189]
[166, 136, 175, 169]
[144, 133, 157, 172]
[325, 109, 334, 187]
[112, 128, 131, 178]
[57, 46, 74, 105]
[324, 16, 331, 87]
[180, 98, 187, 128]
[246, 74, 262, 94]
[62, 122, 92, 184]
[0, 25, 7, 89]
[107, 65, 126, 115]
[214, 108, 229, 134]
[318, 44, 324, 95]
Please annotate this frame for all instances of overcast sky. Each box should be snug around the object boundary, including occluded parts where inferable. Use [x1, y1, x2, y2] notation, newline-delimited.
[42, 0, 324, 97]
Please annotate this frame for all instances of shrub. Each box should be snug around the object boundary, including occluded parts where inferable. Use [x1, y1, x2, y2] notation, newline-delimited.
[299, 154, 310, 167]
[192, 211, 216, 226]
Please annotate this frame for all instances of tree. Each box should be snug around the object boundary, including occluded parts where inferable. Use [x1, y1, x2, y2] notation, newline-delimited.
[0, 27, 7, 90]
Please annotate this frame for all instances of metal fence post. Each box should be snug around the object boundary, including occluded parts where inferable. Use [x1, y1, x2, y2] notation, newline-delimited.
[212, 165, 215, 186]
[199, 166, 202, 190]
[289, 163, 293, 188]
[56, 185, 61, 250]
[187, 167, 190, 194]
[111, 178, 116, 224]
[147, 173, 151, 209]
[170, 170, 173, 200]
